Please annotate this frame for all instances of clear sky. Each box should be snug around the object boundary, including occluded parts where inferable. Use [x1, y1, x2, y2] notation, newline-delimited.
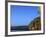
[10, 5, 39, 26]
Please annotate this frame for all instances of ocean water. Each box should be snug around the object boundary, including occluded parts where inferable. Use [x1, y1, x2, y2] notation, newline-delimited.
[11, 26, 29, 32]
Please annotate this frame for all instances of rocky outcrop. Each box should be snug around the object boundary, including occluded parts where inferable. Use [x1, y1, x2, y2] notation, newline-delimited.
[28, 16, 41, 30]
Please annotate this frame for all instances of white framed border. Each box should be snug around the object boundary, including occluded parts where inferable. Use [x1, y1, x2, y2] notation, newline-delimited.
[7, 2, 44, 35]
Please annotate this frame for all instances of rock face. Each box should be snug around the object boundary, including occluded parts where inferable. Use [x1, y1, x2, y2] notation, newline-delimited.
[28, 16, 41, 30]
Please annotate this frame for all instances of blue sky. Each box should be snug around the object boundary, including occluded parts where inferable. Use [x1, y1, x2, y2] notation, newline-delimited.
[10, 5, 39, 26]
